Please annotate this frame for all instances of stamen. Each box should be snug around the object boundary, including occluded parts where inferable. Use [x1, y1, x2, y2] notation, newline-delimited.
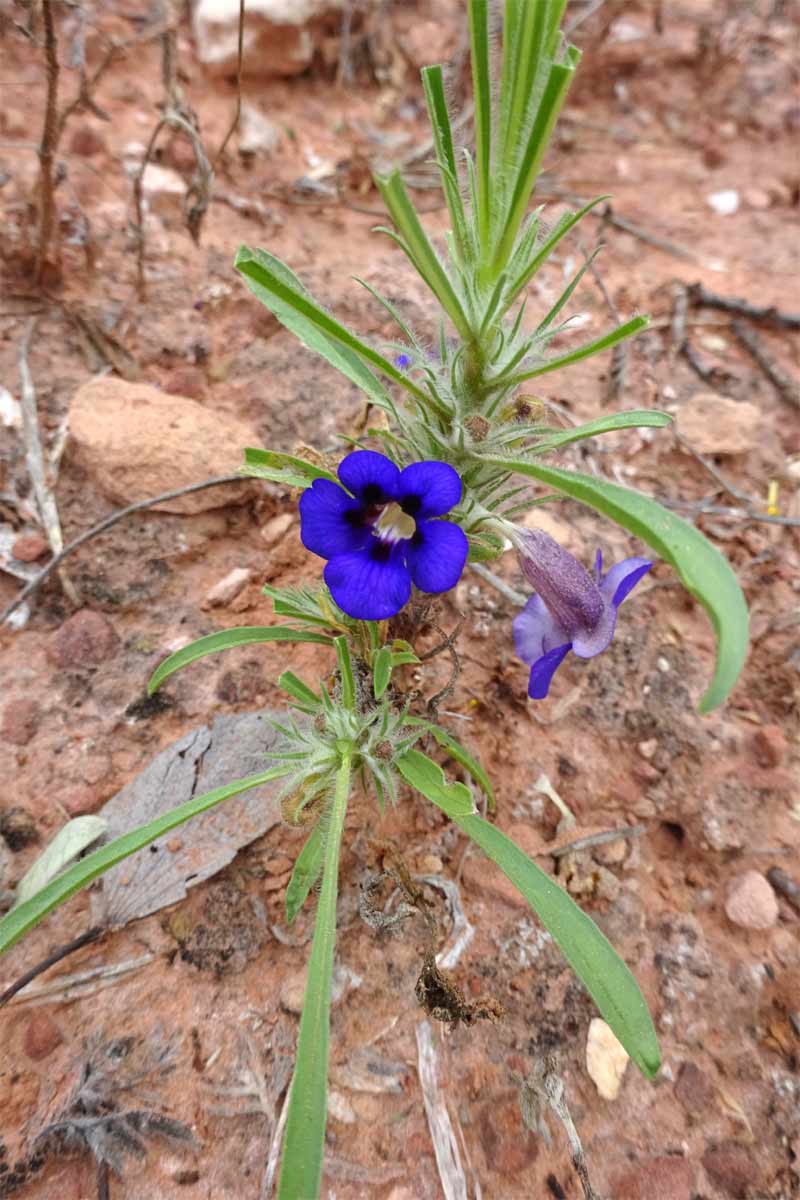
[374, 501, 416, 544]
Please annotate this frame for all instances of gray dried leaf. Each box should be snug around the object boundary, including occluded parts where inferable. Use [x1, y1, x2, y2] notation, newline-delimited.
[91, 710, 285, 928]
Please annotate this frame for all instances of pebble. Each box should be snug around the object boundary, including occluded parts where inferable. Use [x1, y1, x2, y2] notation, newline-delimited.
[0, 806, 39, 850]
[613, 1155, 694, 1200]
[260, 512, 294, 546]
[68, 123, 106, 157]
[11, 533, 49, 562]
[202, 567, 252, 609]
[193, 0, 333, 78]
[724, 870, 779, 931]
[327, 1089, 356, 1124]
[750, 724, 787, 769]
[238, 102, 281, 155]
[637, 738, 658, 760]
[46, 608, 119, 669]
[59, 786, 102, 817]
[674, 1060, 716, 1116]
[23, 1011, 63, 1060]
[702, 1141, 760, 1197]
[69, 378, 257, 514]
[675, 393, 761, 456]
[707, 189, 739, 215]
[743, 186, 771, 210]
[1, 698, 40, 746]
[585, 1017, 629, 1100]
[139, 162, 186, 222]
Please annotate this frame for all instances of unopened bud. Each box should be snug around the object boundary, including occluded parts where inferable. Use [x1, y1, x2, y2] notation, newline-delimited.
[465, 414, 490, 442]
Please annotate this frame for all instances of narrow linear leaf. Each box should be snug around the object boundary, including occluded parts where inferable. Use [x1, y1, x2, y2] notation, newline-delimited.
[14, 817, 107, 908]
[373, 645, 393, 700]
[396, 749, 475, 817]
[243, 447, 338, 484]
[279, 671, 321, 710]
[500, 316, 650, 388]
[148, 626, 333, 694]
[490, 409, 672, 457]
[285, 824, 324, 925]
[0, 766, 292, 957]
[403, 719, 495, 809]
[484, 458, 749, 710]
[403, 763, 660, 1078]
[278, 751, 352, 1200]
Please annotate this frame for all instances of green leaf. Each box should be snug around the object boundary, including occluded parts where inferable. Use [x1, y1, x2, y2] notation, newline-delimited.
[496, 409, 671, 456]
[467, 0, 491, 251]
[403, 719, 494, 809]
[396, 749, 475, 817]
[148, 626, 333, 694]
[14, 817, 107, 908]
[279, 671, 321, 711]
[484, 458, 749, 711]
[334, 635, 356, 710]
[499, 316, 650, 388]
[278, 749, 352, 1200]
[243, 447, 337, 486]
[434, 808, 660, 1078]
[373, 645, 393, 700]
[0, 766, 291, 958]
[421, 64, 472, 263]
[285, 824, 324, 925]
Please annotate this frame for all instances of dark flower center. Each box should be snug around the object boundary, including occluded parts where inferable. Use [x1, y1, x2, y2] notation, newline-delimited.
[400, 494, 422, 517]
[361, 483, 384, 505]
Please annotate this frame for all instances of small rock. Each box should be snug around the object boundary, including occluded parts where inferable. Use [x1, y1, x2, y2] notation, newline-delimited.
[68, 124, 106, 157]
[586, 1017, 629, 1100]
[139, 162, 186, 222]
[674, 1060, 716, 1116]
[202, 567, 252, 609]
[676, 393, 761, 456]
[707, 189, 739, 215]
[162, 365, 207, 401]
[260, 512, 294, 546]
[613, 1155, 694, 1200]
[69, 378, 258, 513]
[637, 738, 658, 760]
[238, 102, 281, 155]
[724, 870, 779, 931]
[1, 698, 40, 746]
[743, 186, 771, 210]
[702, 1141, 760, 1197]
[23, 1011, 63, 1061]
[59, 785, 102, 817]
[46, 609, 119, 669]
[750, 725, 787, 769]
[0, 806, 39, 850]
[327, 1089, 356, 1124]
[193, 0, 338, 79]
[11, 533, 49, 562]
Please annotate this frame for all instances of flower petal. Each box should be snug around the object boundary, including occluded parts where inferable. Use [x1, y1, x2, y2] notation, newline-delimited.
[299, 479, 369, 559]
[324, 544, 411, 620]
[406, 518, 468, 593]
[337, 450, 400, 503]
[513, 594, 570, 665]
[527, 643, 572, 700]
[397, 461, 463, 518]
[600, 557, 652, 608]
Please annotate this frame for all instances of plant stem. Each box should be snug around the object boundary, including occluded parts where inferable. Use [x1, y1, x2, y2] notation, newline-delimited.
[36, 0, 59, 282]
[277, 744, 353, 1200]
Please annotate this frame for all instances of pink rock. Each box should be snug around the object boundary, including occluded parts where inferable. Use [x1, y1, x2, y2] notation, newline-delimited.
[202, 567, 252, 608]
[46, 609, 119, 669]
[69, 378, 257, 514]
[23, 1011, 63, 1061]
[1, 698, 40, 745]
[724, 870, 779, 931]
[613, 1156, 694, 1200]
[702, 1141, 760, 1197]
[11, 533, 49, 562]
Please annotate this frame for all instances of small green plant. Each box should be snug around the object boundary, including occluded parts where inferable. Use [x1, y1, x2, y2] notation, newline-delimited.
[0, 3, 749, 1196]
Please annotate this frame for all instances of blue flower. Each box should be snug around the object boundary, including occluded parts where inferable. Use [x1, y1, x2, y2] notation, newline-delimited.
[511, 527, 652, 699]
[299, 450, 468, 620]
[394, 352, 412, 369]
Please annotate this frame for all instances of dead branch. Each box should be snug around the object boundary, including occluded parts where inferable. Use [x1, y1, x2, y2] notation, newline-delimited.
[213, 0, 245, 169]
[731, 320, 800, 410]
[18, 318, 80, 606]
[1, 473, 242, 627]
[688, 282, 800, 331]
[36, 0, 60, 281]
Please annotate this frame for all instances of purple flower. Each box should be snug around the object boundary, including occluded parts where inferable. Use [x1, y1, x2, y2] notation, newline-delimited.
[394, 352, 412, 370]
[299, 450, 468, 620]
[511, 527, 652, 699]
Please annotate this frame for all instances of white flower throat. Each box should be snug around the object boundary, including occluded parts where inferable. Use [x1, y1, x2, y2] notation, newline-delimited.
[374, 502, 416, 544]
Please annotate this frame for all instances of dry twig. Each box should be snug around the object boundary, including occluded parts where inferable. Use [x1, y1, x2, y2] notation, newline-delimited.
[213, 0, 245, 169]
[36, 0, 60, 281]
[731, 320, 800, 410]
[688, 282, 800, 331]
[17, 318, 80, 606]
